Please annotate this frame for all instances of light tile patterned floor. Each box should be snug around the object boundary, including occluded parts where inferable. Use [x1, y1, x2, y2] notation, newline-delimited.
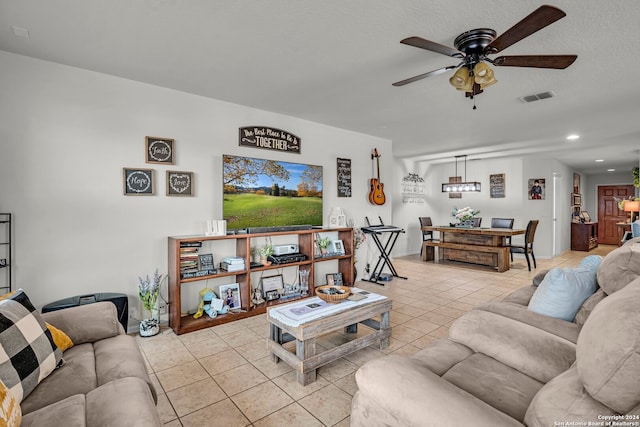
[138, 246, 615, 426]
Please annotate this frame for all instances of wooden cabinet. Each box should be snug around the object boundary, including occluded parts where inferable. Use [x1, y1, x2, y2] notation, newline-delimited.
[168, 228, 354, 335]
[571, 222, 598, 251]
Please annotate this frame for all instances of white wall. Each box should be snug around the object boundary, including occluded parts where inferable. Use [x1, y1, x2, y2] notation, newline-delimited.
[0, 52, 392, 319]
[391, 154, 574, 258]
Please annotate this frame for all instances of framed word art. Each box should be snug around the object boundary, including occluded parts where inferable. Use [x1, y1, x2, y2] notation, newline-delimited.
[145, 136, 174, 164]
[123, 168, 154, 195]
[166, 171, 194, 196]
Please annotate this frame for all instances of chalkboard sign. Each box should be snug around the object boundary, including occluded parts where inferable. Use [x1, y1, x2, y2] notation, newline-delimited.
[198, 253, 214, 270]
[490, 173, 505, 198]
[166, 171, 194, 196]
[145, 136, 174, 164]
[239, 126, 301, 153]
[123, 168, 154, 195]
[337, 158, 352, 197]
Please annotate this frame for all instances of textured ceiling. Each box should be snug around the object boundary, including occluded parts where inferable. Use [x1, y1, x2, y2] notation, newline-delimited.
[1, 0, 639, 174]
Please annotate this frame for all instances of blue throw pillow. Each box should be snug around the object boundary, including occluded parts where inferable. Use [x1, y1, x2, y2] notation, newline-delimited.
[632, 221, 640, 238]
[578, 255, 602, 273]
[528, 267, 598, 322]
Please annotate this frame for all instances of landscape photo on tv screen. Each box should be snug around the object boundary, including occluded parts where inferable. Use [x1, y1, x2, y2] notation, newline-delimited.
[223, 154, 323, 229]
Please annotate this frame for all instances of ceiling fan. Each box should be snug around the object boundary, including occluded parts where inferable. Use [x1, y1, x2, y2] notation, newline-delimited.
[392, 5, 577, 100]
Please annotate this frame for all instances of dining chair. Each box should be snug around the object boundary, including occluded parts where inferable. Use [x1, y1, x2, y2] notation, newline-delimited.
[418, 217, 438, 256]
[509, 220, 539, 271]
[470, 217, 482, 227]
[491, 217, 515, 245]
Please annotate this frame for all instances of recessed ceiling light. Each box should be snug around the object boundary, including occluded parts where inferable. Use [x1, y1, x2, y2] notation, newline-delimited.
[566, 134, 580, 140]
[595, 159, 604, 162]
[607, 169, 615, 172]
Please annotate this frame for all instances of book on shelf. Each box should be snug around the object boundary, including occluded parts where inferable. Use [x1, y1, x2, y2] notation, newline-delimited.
[180, 241, 203, 248]
[219, 262, 245, 272]
[181, 269, 217, 279]
[222, 256, 245, 265]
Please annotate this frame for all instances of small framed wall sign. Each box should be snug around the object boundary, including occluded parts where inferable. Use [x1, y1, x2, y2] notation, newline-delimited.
[123, 168, 154, 195]
[166, 171, 194, 196]
[145, 136, 174, 164]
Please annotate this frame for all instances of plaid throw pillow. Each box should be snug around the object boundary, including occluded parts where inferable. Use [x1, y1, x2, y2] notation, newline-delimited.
[0, 290, 63, 402]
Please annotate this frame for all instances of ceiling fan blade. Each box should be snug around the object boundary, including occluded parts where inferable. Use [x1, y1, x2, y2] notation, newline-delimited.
[486, 5, 567, 54]
[493, 55, 577, 69]
[392, 65, 458, 87]
[400, 36, 464, 58]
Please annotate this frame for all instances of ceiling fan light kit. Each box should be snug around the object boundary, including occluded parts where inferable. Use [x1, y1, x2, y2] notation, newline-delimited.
[441, 155, 481, 193]
[393, 5, 577, 104]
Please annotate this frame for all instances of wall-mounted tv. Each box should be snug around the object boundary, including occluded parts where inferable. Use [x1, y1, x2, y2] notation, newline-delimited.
[223, 154, 323, 230]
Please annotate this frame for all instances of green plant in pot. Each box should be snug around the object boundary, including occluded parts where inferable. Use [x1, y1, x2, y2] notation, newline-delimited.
[259, 243, 273, 264]
[317, 236, 331, 254]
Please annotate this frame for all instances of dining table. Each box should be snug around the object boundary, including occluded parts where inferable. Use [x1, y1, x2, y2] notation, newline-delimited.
[420, 225, 526, 272]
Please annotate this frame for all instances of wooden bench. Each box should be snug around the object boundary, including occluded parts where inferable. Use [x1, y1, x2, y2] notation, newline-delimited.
[422, 241, 510, 272]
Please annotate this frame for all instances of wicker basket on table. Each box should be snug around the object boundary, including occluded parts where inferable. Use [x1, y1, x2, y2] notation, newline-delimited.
[315, 285, 351, 303]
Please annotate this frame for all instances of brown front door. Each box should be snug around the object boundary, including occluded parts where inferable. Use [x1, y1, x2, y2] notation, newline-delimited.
[598, 185, 635, 245]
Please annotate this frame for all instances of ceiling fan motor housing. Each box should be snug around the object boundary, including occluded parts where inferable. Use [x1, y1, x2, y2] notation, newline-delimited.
[453, 28, 497, 54]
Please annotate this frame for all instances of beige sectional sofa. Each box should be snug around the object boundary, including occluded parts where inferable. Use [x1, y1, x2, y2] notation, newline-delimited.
[352, 238, 640, 426]
[21, 301, 161, 426]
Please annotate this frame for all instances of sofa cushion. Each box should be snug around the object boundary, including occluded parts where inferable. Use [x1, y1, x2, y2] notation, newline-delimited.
[0, 291, 63, 402]
[449, 310, 576, 383]
[410, 339, 474, 376]
[597, 240, 640, 294]
[86, 377, 161, 427]
[502, 286, 536, 306]
[524, 365, 617, 427]
[573, 288, 607, 327]
[577, 278, 640, 413]
[442, 353, 544, 422]
[527, 267, 598, 322]
[20, 342, 97, 415]
[21, 394, 86, 427]
[0, 378, 21, 426]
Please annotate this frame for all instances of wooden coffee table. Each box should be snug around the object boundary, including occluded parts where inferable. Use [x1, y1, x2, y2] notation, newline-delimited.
[266, 292, 392, 385]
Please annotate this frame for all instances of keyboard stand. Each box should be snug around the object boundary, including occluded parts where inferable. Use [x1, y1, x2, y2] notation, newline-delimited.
[361, 217, 407, 286]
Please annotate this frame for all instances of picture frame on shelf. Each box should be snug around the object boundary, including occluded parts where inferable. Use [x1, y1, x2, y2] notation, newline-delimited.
[261, 274, 283, 298]
[145, 136, 174, 164]
[123, 168, 154, 195]
[581, 211, 591, 222]
[219, 283, 241, 309]
[329, 239, 345, 255]
[166, 171, 194, 196]
[326, 272, 343, 286]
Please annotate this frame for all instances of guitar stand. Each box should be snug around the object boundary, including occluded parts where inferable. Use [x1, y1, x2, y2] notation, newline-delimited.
[361, 217, 407, 286]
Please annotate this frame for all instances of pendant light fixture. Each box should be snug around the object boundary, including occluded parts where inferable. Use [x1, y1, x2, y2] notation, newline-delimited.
[441, 155, 481, 193]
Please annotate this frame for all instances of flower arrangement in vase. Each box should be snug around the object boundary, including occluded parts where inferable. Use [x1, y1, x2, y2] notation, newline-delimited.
[451, 206, 480, 227]
[138, 269, 162, 337]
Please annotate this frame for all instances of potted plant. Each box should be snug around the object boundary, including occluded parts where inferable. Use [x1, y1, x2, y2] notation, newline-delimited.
[259, 243, 273, 265]
[138, 269, 161, 337]
[317, 236, 331, 254]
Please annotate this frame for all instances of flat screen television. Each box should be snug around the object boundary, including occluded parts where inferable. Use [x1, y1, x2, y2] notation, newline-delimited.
[223, 154, 323, 230]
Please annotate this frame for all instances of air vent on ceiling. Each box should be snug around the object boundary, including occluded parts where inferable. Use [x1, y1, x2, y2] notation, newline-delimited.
[519, 91, 556, 103]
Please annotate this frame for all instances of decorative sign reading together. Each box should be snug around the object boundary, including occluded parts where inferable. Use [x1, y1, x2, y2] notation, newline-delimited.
[239, 126, 301, 153]
[337, 158, 352, 197]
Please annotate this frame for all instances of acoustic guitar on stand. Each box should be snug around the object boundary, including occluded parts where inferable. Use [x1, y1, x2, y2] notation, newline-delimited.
[368, 148, 386, 205]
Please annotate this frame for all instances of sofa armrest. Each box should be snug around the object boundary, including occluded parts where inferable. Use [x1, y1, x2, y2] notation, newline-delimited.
[475, 300, 581, 343]
[449, 310, 576, 383]
[42, 301, 124, 345]
[352, 355, 522, 427]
